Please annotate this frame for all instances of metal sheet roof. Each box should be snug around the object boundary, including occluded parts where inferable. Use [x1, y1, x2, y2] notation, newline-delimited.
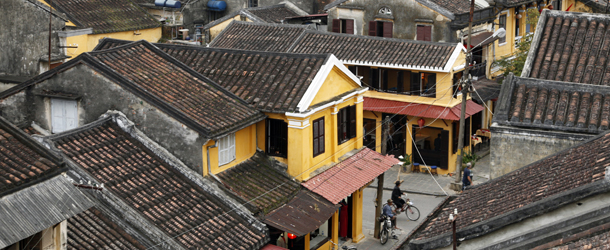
[302, 148, 400, 204]
[264, 190, 339, 236]
[363, 97, 484, 121]
[0, 175, 94, 248]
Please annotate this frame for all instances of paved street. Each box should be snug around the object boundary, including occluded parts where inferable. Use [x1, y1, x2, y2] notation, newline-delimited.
[338, 189, 446, 250]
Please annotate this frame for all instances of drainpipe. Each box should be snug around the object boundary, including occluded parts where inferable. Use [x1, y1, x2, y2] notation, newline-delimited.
[206, 140, 223, 183]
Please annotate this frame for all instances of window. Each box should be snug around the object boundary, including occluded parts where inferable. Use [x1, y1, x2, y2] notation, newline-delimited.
[416, 25, 432, 41]
[218, 133, 235, 166]
[313, 117, 325, 157]
[248, 0, 257, 7]
[332, 19, 354, 34]
[51, 98, 78, 133]
[555, 0, 562, 10]
[498, 14, 507, 44]
[368, 21, 393, 37]
[267, 119, 287, 157]
[410, 73, 436, 97]
[338, 105, 356, 144]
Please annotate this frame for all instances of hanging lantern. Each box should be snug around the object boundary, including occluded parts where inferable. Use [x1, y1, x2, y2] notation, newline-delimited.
[517, 14, 522, 19]
[287, 233, 297, 239]
[418, 118, 425, 128]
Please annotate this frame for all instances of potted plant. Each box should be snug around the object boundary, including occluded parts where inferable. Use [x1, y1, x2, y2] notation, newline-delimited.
[461, 150, 478, 170]
[399, 154, 412, 172]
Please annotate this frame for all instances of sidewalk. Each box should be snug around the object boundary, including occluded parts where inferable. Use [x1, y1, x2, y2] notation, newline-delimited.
[367, 150, 491, 196]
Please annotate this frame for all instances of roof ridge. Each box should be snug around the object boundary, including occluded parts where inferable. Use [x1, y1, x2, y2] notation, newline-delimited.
[300, 29, 458, 47]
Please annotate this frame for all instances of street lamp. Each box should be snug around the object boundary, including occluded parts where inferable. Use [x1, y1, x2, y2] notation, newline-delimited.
[472, 28, 506, 50]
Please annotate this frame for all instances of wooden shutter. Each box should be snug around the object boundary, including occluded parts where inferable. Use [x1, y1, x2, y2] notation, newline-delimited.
[453, 122, 458, 154]
[383, 22, 393, 38]
[332, 19, 341, 33]
[368, 21, 377, 36]
[428, 74, 437, 97]
[397, 71, 404, 92]
[338, 109, 344, 142]
[348, 66, 357, 75]
[319, 119, 325, 154]
[313, 119, 319, 155]
[424, 26, 431, 41]
[410, 72, 420, 94]
[51, 98, 77, 133]
[417, 25, 424, 41]
[382, 69, 388, 90]
[371, 68, 380, 90]
[346, 19, 354, 34]
[349, 106, 356, 139]
[440, 130, 450, 169]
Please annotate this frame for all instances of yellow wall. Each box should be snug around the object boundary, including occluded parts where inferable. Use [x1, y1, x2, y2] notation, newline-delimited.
[209, 15, 252, 42]
[494, 8, 516, 61]
[65, 27, 162, 59]
[286, 94, 363, 181]
[311, 67, 361, 106]
[363, 111, 383, 153]
[202, 124, 257, 175]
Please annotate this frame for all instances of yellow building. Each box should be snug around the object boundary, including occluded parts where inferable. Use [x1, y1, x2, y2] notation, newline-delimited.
[91, 37, 399, 249]
[39, 0, 161, 59]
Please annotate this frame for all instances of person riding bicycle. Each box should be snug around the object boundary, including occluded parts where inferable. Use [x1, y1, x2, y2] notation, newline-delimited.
[392, 180, 406, 211]
[383, 199, 399, 230]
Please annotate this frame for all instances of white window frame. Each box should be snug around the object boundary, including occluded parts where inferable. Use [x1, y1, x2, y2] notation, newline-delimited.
[218, 133, 236, 166]
[498, 10, 509, 46]
[51, 98, 78, 134]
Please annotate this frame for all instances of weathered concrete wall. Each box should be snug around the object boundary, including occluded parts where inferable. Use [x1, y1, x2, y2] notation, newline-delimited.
[0, 65, 208, 174]
[0, 0, 65, 77]
[326, 0, 456, 42]
[181, 0, 209, 31]
[490, 125, 592, 179]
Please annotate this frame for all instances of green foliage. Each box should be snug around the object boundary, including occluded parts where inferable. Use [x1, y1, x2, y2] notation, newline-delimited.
[462, 150, 478, 164]
[494, 9, 539, 77]
[400, 153, 412, 165]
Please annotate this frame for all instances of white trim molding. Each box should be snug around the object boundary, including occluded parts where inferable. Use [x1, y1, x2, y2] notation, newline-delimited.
[288, 88, 368, 118]
[296, 55, 362, 113]
[287, 118, 311, 129]
[443, 43, 466, 72]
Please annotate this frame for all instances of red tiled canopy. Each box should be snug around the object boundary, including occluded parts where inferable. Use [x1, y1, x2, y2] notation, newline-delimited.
[363, 97, 484, 121]
[302, 148, 400, 204]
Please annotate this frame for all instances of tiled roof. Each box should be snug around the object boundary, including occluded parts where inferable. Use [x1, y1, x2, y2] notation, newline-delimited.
[411, 131, 610, 242]
[525, 11, 610, 85]
[95, 38, 331, 113]
[52, 119, 268, 250]
[210, 21, 311, 52]
[247, 4, 300, 23]
[426, 0, 481, 14]
[67, 208, 147, 250]
[216, 152, 301, 215]
[264, 190, 339, 236]
[302, 148, 399, 204]
[323, 0, 349, 11]
[289, 31, 459, 70]
[89, 41, 265, 136]
[494, 75, 610, 134]
[364, 98, 484, 121]
[549, 227, 610, 250]
[471, 78, 501, 103]
[0, 116, 64, 195]
[44, 0, 159, 34]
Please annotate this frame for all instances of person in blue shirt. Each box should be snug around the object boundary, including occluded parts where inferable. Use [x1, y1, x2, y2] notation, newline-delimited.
[383, 199, 399, 230]
[462, 162, 473, 191]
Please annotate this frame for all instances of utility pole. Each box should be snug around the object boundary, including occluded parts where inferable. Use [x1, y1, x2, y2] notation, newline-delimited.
[48, 0, 53, 66]
[374, 116, 390, 238]
[454, 0, 476, 188]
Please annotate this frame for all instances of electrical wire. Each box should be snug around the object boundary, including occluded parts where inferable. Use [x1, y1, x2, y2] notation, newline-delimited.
[143, 71, 463, 249]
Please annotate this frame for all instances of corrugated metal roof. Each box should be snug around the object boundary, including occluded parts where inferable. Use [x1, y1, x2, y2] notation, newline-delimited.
[0, 175, 94, 248]
[302, 148, 400, 204]
[363, 97, 484, 121]
[264, 190, 339, 236]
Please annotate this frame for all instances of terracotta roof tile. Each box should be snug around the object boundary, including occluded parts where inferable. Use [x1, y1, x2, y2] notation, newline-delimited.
[44, 0, 159, 34]
[527, 11, 610, 86]
[67, 208, 147, 250]
[302, 148, 399, 204]
[247, 5, 299, 23]
[89, 41, 264, 136]
[0, 117, 62, 194]
[210, 22, 310, 52]
[364, 98, 483, 121]
[54, 120, 267, 250]
[95, 39, 328, 113]
[498, 76, 610, 133]
[412, 131, 610, 241]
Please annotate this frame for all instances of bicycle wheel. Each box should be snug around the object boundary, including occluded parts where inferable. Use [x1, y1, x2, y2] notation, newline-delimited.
[380, 227, 389, 245]
[405, 206, 421, 221]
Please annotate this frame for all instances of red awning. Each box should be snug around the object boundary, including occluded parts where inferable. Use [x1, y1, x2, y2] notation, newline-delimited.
[302, 148, 400, 204]
[363, 97, 484, 121]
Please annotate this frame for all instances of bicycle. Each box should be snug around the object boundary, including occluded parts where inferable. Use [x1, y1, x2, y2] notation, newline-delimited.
[392, 193, 421, 221]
